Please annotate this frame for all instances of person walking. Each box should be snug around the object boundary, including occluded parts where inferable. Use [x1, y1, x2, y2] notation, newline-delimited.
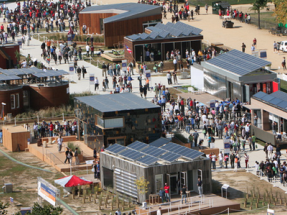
[230, 152, 235, 168]
[224, 154, 229, 168]
[193, 130, 199, 147]
[282, 57, 286, 70]
[241, 43, 246, 53]
[267, 143, 273, 160]
[64, 147, 70, 163]
[94, 77, 99, 91]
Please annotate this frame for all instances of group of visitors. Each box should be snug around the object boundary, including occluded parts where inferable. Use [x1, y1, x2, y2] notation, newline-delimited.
[33, 119, 77, 138]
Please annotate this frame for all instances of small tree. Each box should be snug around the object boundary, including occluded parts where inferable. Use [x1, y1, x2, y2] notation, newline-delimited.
[273, 0, 287, 25]
[15, 202, 63, 215]
[251, 0, 268, 29]
[135, 176, 149, 195]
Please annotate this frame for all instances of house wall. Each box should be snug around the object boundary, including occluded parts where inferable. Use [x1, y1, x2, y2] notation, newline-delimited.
[0, 45, 19, 69]
[104, 14, 162, 47]
[100, 152, 212, 203]
[79, 13, 118, 34]
[0, 86, 24, 116]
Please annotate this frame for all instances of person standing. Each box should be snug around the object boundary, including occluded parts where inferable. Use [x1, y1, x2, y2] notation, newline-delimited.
[193, 130, 199, 147]
[205, 4, 208, 13]
[197, 178, 202, 197]
[74, 148, 79, 165]
[167, 71, 172, 85]
[77, 66, 81, 80]
[64, 147, 70, 163]
[157, 207, 162, 215]
[224, 154, 229, 168]
[219, 151, 223, 168]
[96, 161, 100, 179]
[164, 183, 170, 202]
[82, 66, 86, 79]
[211, 152, 217, 169]
[57, 135, 63, 152]
[94, 77, 99, 91]
[159, 188, 165, 203]
[230, 152, 235, 168]
[267, 143, 273, 160]
[282, 57, 286, 70]
[244, 153, 249, 168]
[181, 184, 187, 204]
[173, 58, 177, 71]
[241, 43, 246, 53]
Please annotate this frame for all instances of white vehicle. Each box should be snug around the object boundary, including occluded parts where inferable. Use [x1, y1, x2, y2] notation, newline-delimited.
[279, 41, 287, 52]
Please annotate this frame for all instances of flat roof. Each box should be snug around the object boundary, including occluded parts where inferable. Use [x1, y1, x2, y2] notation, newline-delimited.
[75, 93, 160, 113]
[202, 49, 271, 77]
[80, 3, 161, 24]
[253, 90, 287, 112]
[103, 140, 204, 167]
[126, 22, 202, 41]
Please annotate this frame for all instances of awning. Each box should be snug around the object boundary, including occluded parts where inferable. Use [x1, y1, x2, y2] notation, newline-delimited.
[243, 104, 260, 110]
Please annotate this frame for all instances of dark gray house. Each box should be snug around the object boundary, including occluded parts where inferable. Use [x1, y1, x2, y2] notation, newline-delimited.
[201, 49, 277, 102]
[100, 139, 211, 203]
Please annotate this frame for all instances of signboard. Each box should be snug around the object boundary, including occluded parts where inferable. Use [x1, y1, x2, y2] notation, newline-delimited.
[69, 64, 74, 72]
[37, 177, 59, 206]
[17, 39, 22, 48]
[267, 209, 275, 215]
[85, 160, 94, 165]
[122, 60, 127, 73]
[89, 74, 94, 85]
[210, 100, 216, 108]
[224, 139, 230, 155]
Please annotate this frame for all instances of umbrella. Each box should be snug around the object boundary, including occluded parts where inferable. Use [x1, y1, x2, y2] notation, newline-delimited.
[54, 175, 92, 187]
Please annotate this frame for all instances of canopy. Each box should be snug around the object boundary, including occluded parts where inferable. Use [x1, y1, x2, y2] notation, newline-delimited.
[54, 175, 92, 187]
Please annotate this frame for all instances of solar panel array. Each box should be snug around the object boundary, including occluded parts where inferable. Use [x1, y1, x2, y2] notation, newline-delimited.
[253, 90, 287, 111]
[105, 139, 204, 167]
[206, 49, 271, 76]
[126, 21, 202, 41]
[0, 68, 69, 81]
[149, 137, 171, 147]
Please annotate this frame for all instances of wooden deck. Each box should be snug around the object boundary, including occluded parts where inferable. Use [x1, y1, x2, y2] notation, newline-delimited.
[136, 194, 240, 215]
[101, 53, 125, 62]
[179, 92, 222, 106]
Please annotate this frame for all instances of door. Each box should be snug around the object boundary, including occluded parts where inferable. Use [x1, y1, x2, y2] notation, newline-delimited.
[198, 169, 202, 180]
[181, 172, 187, 190]
[155, 174, 163, 194]
[170, 174, 178, 195]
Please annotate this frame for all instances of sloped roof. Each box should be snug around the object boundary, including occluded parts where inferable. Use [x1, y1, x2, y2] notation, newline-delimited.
[126, 21, 202, 41]
[80, 3, 161, 24]
[253, 90, 287, 112]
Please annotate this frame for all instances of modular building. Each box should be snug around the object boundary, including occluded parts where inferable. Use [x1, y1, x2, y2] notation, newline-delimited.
[100, 139, 211, 203]
[0, 68, 69, 116]
[201, 49, 277, 102]
[244, 90, 287, 146]
[124, 21, 203, 63]
[79, 3, 162, 47]
[74, 93, 162, 151]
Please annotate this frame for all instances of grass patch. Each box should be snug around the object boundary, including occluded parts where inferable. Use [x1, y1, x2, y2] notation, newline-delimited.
[249, 12, 278, 29]
[83, 55, 115, 69]
[280, 79, 287, 93]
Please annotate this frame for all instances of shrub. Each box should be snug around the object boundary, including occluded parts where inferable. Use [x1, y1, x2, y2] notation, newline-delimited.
[67, 142, 81, 154]
[174, 133, 188, 143]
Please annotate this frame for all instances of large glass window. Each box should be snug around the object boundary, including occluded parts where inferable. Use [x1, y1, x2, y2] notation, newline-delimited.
[103, 167, 114, 188]
[15, 93, 19, 108]
[155, 174, 163, 193]
[96, 116, 123, 128]
[10, 94, 15, 109]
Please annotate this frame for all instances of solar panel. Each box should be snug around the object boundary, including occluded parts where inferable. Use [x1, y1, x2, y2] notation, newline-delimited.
[150, 138, 171, 147]
[136, 155, 158, 166]
[160, 152, 181, 162]
[261, 94, 274, 102]
[253, 91, 266, 99]
[0, 74, 21, 81]
[141, 146, 167, 157]
[269, 98, 283, 105]
[161, 142, 186, 154]
[119, 149, 145, 160]
[127, 141, 148, 151]
[105, 144, 126, 154]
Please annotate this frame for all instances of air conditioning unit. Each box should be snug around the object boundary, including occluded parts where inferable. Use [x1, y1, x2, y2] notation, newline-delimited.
[4, 183, 13, 193]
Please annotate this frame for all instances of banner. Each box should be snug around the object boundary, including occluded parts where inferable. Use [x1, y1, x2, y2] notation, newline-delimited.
[37, 177, 58, 206]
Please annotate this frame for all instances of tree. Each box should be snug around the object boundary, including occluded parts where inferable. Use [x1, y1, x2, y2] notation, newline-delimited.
[135, 176, 149, 195]
[15, 202, 63, 215]
[0, 201, 9, 215]
[251, 0, 268, 29]
[273, 0, 287, 25]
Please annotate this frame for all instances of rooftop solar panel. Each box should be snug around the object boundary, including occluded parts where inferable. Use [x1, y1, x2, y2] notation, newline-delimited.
[261, 95, 274, 102]
[105, 144, 126, 154]
[136, 155, 159, 166]
[277, 100, 287, 109]
[119, 149, 145, 160]
[150, 137, 171, 147]
[269, 98, 283, 105]
[160, 152, 181, 162]
[253, 91, 266, 99]
[127, 141, 148, 151]
[141, 146, 167, 157]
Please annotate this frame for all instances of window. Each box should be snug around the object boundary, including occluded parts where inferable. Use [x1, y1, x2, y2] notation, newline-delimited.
[10, 94, 15, 109]
[15, 93, 19, 108]
[105, 118, 123, 128]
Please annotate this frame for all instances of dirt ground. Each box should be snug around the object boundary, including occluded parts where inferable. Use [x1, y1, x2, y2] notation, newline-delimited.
[212, 170, 287, 214]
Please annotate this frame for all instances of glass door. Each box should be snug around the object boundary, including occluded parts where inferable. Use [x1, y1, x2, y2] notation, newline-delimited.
[181, 172, 187, 190]
[155, 174, 163, 194]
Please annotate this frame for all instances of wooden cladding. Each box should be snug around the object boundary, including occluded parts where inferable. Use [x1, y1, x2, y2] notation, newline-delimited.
[79, 13, 118, 34]
[104, 14, 162, 47]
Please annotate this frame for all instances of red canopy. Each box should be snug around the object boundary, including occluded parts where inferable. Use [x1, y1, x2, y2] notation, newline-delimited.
[55, 175, 93, 187]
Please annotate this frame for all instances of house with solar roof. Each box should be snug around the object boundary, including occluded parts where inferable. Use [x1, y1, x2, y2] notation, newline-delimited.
[79, 3, 162, 47]
[74, 93, 162, 151]
[201, 49, 277, 102]
[244, 90, 287, 146]
[124, 21, 203, 63]
[100, 138, 211, 203]
[0, 68, 69, 116]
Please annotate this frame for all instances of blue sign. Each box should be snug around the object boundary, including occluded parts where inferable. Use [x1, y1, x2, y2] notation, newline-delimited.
[90, 76, 94, 82]
[146, 73, 151, 78]
[69, 66, 74, 72]
[224, 143, 230, 148]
